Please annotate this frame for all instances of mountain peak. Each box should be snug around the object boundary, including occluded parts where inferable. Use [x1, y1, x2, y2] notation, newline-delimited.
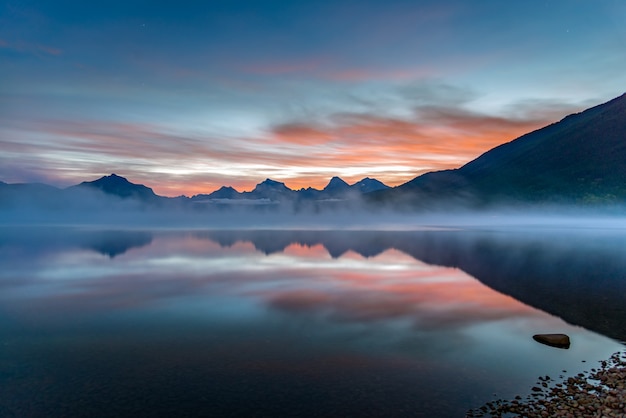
[259, 178, 285, 186]
[199, 185, 240, 200]
[218, 186, 237, 192]
[254, 178, 289, 190]
[96, 173, 130, 184]
[324, 176, 349, 190]
[251, 178, 293, 195]
[353, 177, 390, 193]
[77, 174, 157, 200]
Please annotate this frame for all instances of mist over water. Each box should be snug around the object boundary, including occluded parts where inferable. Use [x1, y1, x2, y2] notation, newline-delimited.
[3, 188, 626, 231]
[0, 226, 624, 416]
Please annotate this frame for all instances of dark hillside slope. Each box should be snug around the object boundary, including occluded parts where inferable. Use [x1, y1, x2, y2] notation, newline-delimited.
[396, 93, 626, 204]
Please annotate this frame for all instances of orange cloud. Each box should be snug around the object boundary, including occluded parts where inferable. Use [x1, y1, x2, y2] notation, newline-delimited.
[3, 97, 578, 196]
[264, 109, 551, 186]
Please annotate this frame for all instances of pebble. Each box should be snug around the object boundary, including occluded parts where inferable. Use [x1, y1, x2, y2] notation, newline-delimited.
[467, 351, 626, 418]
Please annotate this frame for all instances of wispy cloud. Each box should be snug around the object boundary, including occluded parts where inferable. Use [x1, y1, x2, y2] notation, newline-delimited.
[0, 38, 62, 56]
[267, 101, 566, 181]
[0, 85, 587, 196]
[325, 67, 436, 82]
[242, 58, 328, 76]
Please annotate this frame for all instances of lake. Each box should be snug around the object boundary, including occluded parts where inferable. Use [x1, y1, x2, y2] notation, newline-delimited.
[0, 226, 624, 417]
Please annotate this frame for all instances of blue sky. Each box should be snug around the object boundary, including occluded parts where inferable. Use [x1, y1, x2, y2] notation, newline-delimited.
[2, 0, 625, 195]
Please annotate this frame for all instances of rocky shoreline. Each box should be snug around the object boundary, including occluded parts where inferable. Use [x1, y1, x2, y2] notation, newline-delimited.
[467, 350, 626, 417]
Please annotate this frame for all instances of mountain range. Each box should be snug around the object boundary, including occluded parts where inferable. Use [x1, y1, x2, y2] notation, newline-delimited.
[191, 176, 389, 204]
[379, 92, 626, 206]
[0, 173, 391, 210]
[2, 92, 626, 211]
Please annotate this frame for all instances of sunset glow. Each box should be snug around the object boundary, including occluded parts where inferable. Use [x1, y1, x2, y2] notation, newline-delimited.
[2, 1, 625, 195]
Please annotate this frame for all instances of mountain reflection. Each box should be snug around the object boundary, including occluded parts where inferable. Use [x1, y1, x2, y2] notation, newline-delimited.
[196, 229, 626, 342]
[82, 230, 153, 258]
[1, 226, 623, 417]
[0, 226, 153, 258]
[1, 227, 625, 342]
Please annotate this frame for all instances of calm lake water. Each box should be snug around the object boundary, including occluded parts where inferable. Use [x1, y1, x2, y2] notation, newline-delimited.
[0, 226, 625, 417]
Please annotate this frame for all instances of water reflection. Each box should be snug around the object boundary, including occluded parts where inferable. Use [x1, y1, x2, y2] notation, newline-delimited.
[0, 226, 153, 258]
[195, 229, 626, 342]
[0, 227, 624, 417]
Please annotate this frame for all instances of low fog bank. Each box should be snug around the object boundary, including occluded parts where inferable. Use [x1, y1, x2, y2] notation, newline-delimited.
[2, 187, 626, 230]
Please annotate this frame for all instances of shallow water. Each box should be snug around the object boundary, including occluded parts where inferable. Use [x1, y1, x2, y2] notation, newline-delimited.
[0, 226, 624, 417]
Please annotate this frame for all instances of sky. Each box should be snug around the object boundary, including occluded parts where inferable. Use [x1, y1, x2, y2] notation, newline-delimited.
[2, 0, 626, 196]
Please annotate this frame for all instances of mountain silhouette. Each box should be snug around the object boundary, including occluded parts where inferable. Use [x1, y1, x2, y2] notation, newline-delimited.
[352, 177, 390, 193]
[72, 173, 159, 201]
[232, 178, 296, 203]
[193, 186, 241, 201]
[1, 174, 392, 216]
[189, 177, 390, 205]
[323, 176, 351, 194]
[390, 92, 626, 204]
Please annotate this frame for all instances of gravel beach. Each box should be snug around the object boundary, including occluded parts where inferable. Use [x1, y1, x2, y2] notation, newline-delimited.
[467, 350, 626, 418]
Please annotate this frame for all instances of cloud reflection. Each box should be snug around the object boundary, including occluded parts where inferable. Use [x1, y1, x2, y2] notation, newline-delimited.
[2, 227, 626, 343]
[265, 266, 536, 330]
[0, 229, 540, 336]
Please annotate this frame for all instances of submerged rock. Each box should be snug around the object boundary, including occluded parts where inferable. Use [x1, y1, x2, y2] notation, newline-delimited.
[532, 333, 571, 349]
